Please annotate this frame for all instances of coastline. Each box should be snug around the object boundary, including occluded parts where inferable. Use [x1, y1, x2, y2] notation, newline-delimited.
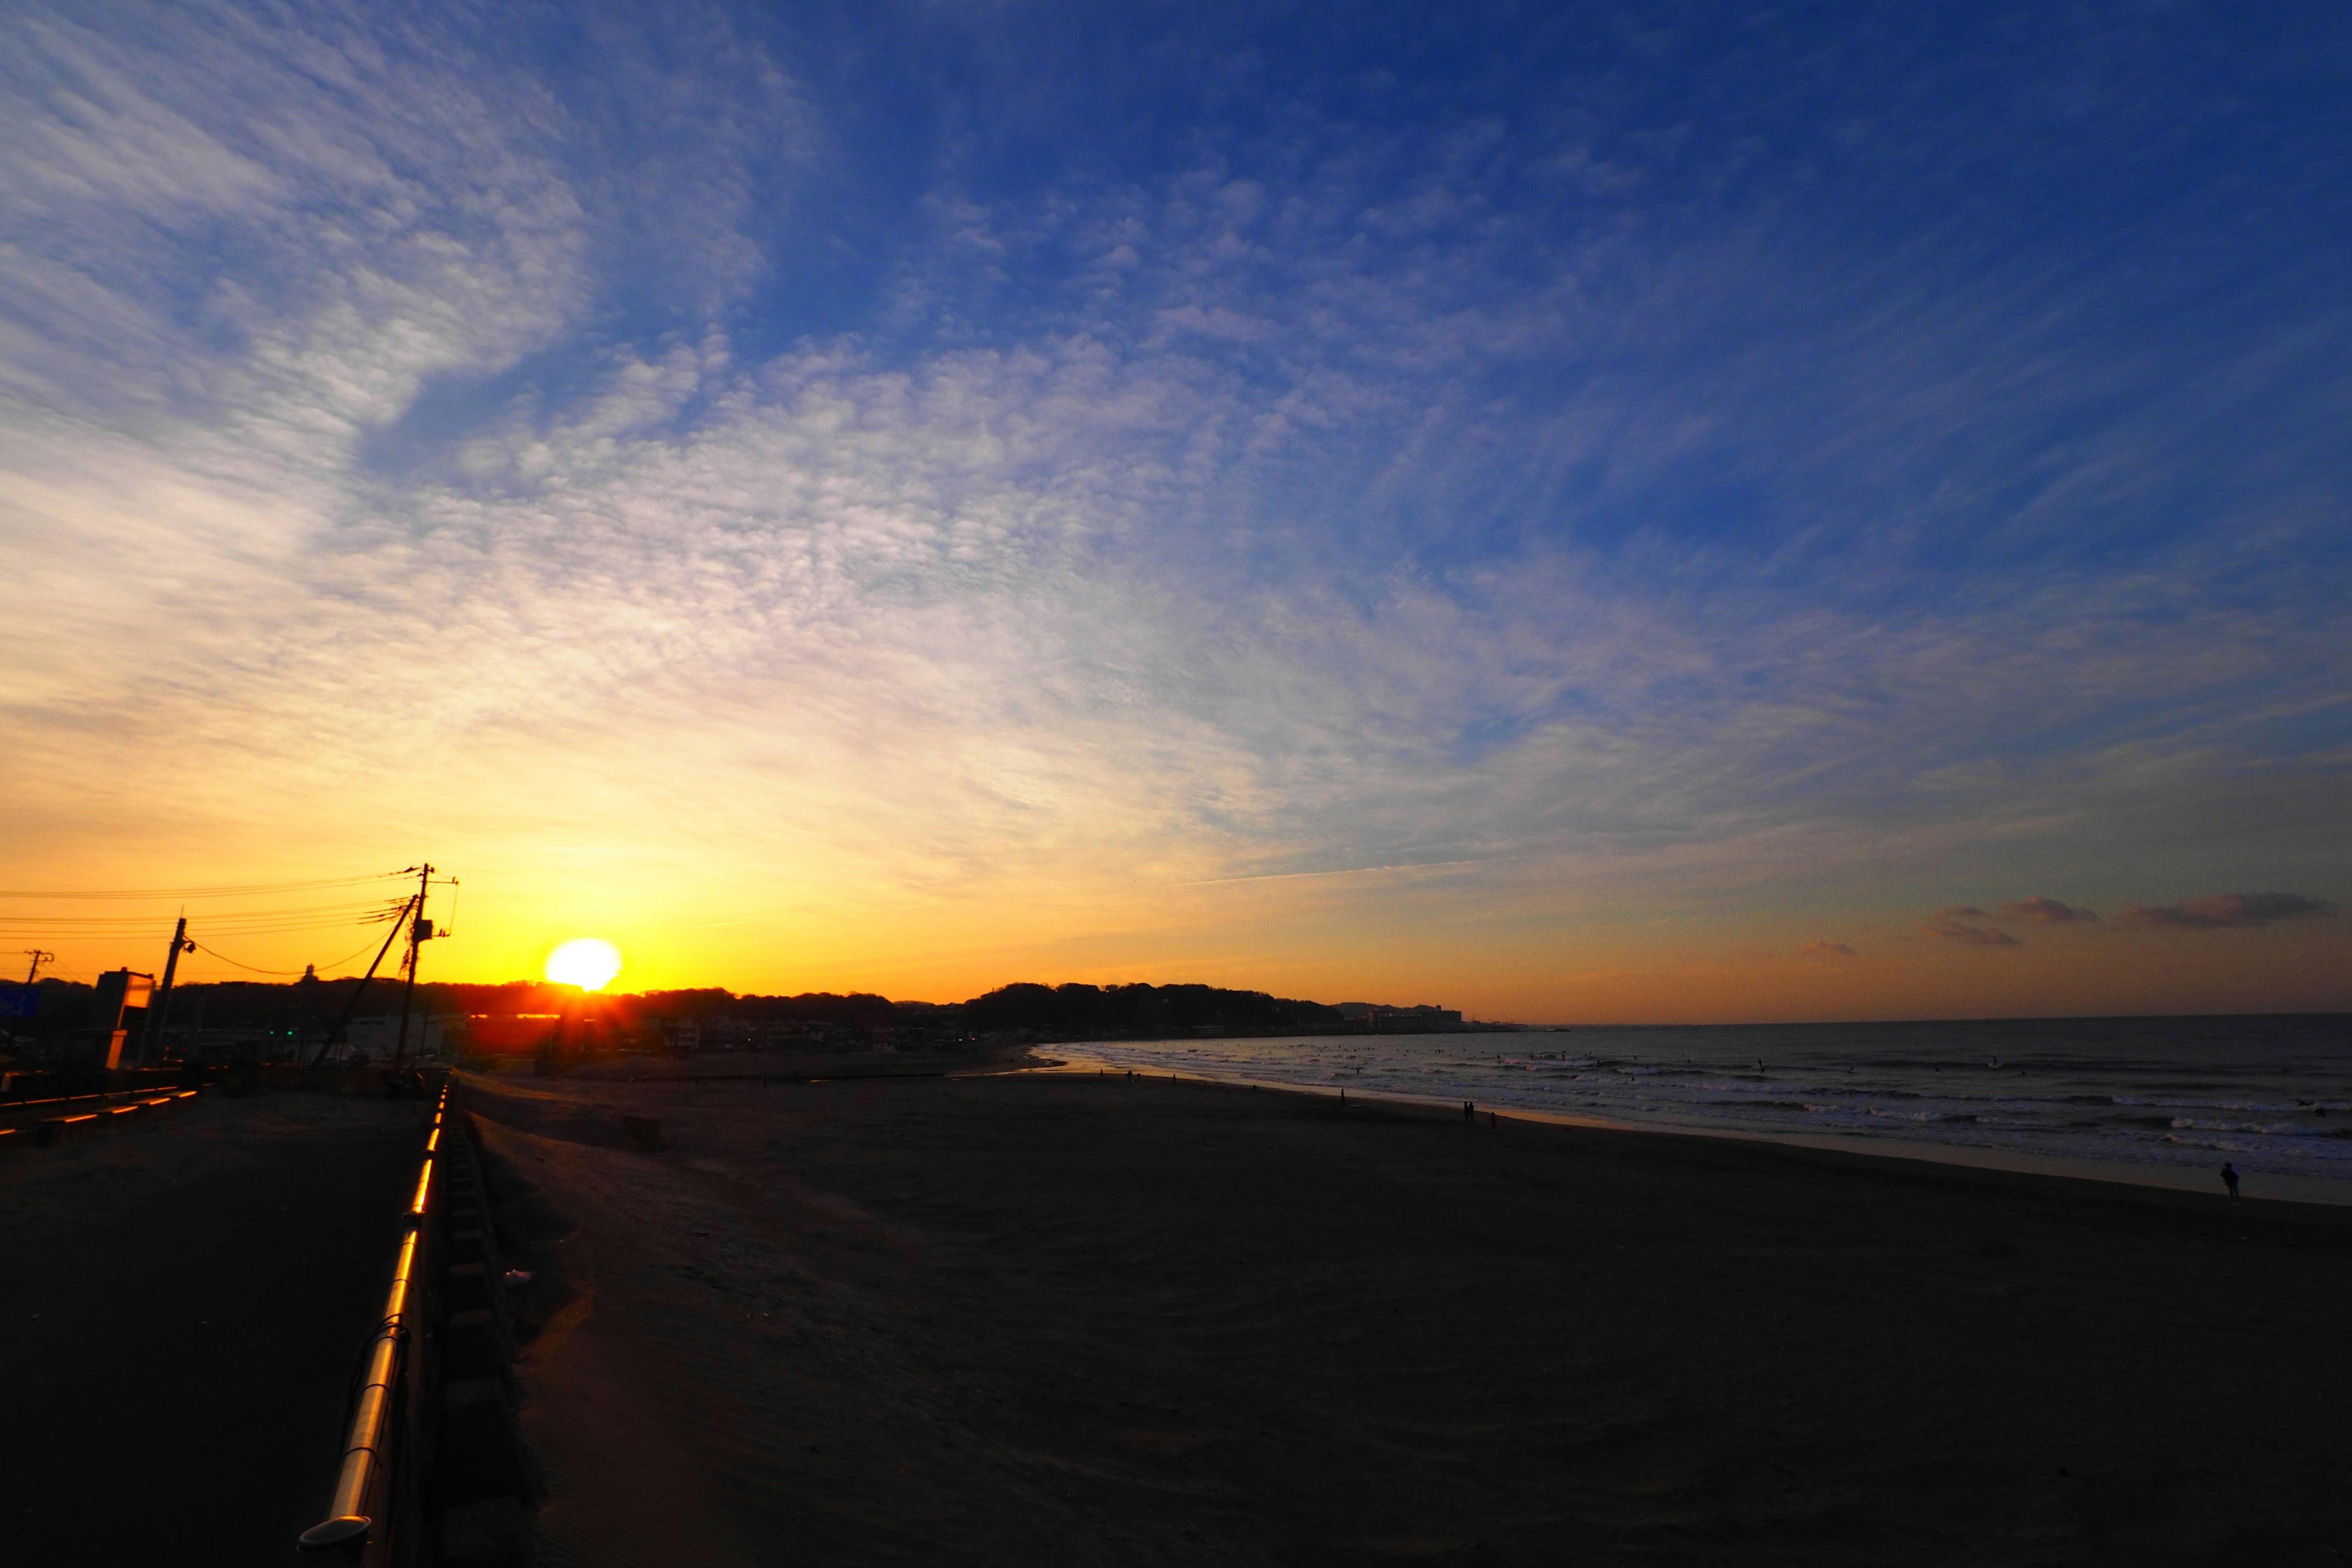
[480, 1066, 2352, 1564]
[1028, 1047, 2352, 1207]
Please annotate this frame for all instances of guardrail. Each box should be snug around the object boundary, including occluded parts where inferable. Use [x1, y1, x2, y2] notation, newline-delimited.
[0, 1087, 202, 1152]
[0, 1080, 186, 1115]
[298, 1082, 447, 1556]
[0, 1066, 186, 1107]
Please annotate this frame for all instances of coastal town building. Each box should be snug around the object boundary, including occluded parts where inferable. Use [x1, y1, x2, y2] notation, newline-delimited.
[1334, 1002, 1465, 1032]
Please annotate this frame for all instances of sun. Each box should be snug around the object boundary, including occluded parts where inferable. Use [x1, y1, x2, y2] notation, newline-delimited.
[545, 937, 623, 992]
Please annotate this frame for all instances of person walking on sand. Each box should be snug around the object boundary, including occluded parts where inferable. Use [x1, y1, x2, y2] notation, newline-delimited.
[2221, 1162, 2241, 1201]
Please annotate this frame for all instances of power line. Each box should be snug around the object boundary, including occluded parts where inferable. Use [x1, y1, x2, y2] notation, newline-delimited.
[0, 871, 410, 901]
[0, 897, 407, 919]
[0, 898, 409, 932]
[181, 922, 404, 939]
[313, 935, 395, 974]
[188, 936, 383, 978]
[2, 869, 452, 988]
[14, 957, 93, 983]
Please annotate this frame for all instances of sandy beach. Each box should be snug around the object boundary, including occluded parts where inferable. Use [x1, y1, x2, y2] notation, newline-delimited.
[470, 1067, 2352, 1566]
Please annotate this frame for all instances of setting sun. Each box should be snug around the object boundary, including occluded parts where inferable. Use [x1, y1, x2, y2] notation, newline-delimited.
[544, 937, 623, 992]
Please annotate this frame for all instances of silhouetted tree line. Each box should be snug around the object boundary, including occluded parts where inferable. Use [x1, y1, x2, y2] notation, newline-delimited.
[959, 981, 1343, 1037]
[2, 974, 1349, 1044]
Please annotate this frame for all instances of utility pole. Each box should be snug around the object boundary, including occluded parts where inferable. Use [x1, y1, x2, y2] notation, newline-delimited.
[140, 916, 195, 1065]
[7, 949, 52, 1040]
[393, 864, 432, 1069]
[308, 891, 416, 1073]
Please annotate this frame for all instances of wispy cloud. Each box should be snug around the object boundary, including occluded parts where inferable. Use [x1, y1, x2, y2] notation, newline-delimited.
[1999, 896, 2099, 925]
[2117, 893, 2339, 931]
[1, 2, 2346, 1008]
[1923, 908, 2021, 948]
[1798, 941, 1857, 959]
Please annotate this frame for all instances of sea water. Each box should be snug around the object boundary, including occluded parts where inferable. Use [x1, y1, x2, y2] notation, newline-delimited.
[1063, 1015, 2352, 1186]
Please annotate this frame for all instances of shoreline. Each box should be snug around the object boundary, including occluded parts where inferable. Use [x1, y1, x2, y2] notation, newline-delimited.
[1030, 1048, 2352, 1208]
[482, 1067, 2352, 1564]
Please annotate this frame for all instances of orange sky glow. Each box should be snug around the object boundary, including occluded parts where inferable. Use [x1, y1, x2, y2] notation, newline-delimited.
[4, 5, 2346, 1023]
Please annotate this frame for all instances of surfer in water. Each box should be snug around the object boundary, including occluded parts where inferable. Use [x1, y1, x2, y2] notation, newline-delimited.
[2220, 1162, 2241, 1201]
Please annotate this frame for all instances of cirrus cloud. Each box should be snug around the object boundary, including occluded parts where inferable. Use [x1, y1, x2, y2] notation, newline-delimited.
[1, 1, 2347, 1016]
[2117, 892, 2339, 931]
[1998, 895, 2099, 924]
[1923, 908, 2020, 948]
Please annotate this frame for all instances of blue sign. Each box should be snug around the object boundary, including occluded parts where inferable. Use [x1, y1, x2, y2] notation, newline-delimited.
[1, 990, 37, 1017]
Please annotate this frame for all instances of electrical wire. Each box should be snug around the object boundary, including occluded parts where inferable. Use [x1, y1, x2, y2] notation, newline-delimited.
[0, 871, 410, 900]
[0, 896, 407, 919]
[187, 943, 309, 976]
[184, 905, 413, 935]
[1, 870, 446, 977]
[189, 935, 382, 978]
[0, 909, 401, 926]
[0, 899, 409, 932]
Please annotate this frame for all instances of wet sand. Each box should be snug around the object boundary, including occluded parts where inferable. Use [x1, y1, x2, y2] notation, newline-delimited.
[0, 1088, 423, 1564]
[473, 1069, 2352, 1566]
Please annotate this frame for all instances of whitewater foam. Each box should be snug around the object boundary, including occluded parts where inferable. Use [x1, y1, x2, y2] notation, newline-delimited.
[1058, 1015, 2352, 1189]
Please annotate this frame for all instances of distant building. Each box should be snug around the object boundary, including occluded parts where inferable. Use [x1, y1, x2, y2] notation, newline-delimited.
[463, 1014, 562, 1055]
[346, 1014, 447, 1060]
[760, 1020, 846, 1050]
[1335, 1002, 1463, 1032]
[192, 1026, 293, 1063]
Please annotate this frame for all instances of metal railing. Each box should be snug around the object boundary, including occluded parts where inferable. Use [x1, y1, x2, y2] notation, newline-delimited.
[298, 1083, 446, 1555]
[0, 1079, 192, 1116]
[7, 1087, 200, 1147]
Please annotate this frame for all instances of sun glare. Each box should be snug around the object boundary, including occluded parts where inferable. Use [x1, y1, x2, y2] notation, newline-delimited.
[545, 937, 623, 991]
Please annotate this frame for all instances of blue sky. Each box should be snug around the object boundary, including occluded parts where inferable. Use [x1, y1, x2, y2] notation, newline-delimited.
[2, 1, 2346, 1015]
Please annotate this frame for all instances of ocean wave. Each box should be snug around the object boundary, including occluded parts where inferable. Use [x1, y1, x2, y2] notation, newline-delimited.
[1066, 1027, 2352, 1185]
[2171, 1118, 2316, 1136]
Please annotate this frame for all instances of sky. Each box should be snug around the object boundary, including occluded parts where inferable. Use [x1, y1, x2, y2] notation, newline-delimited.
[2, 1, 2347, 1022]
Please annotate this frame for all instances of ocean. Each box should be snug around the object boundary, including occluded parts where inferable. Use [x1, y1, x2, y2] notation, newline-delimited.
[1059, 1014, 2352, 1190]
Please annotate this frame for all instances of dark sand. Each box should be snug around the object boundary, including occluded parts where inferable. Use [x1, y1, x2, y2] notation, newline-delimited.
[472, 1069, 2352, 1567]
[0, 1088, 424, 1564]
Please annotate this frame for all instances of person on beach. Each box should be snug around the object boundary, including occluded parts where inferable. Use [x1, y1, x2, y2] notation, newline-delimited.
[1463, 1100, 1474, 1122]
[2221, 1162, 2241, 1200]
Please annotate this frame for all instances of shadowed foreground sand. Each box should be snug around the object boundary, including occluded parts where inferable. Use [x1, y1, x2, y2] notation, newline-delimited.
[469, 1069, 2352, 1567]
